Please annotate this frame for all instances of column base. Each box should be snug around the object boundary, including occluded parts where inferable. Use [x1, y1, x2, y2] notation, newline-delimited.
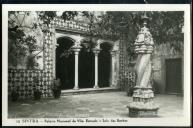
[127, 102, 159, 117]
[110, 84, 115, 88]
[111, 85, 118, 89]
[93, 85, 99, 89]
[73, 86, 79, 90]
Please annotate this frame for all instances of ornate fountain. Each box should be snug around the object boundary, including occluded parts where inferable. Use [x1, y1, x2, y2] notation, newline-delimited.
[127, 13, 159, 117]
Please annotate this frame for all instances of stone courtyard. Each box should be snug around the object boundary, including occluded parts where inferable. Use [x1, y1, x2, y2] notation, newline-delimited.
[8, 91, 183, 118]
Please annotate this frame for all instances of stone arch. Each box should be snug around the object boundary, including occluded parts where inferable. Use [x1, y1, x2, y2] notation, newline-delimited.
[98, 41, 113, 87]
[55, 32, 87, 90]
[78, 38, 95, 88]
[95, 39, 119, 51]
[55, 36, 75, 90]
[112, 40, 120, 51]
[56, 34, 76, 43]
[57, 36, 76, 44]
[55, 33, 85, 47]
[96, 39, 120, 88]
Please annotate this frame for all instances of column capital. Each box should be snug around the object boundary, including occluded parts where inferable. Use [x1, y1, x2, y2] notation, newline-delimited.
[72, 45, 82, 53]
[110, 50, 117, 57]
[53, 43, 59, 49]
[92, 48, 101, 55]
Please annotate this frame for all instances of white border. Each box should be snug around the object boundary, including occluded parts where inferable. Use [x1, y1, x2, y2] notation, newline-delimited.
[2, 4, 191, 126]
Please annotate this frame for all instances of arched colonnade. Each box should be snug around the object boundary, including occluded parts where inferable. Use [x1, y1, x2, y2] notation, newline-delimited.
[54, 33, 119, 90]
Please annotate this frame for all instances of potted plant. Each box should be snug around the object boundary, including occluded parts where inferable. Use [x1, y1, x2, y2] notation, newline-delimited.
[127, 68, 136, 97]
[34, 88, 41, 100]
[52, 78, 61, 99]
[33, 77, 41, 100]
[11, 88, 19, 102]
[127, 84, 135, 96]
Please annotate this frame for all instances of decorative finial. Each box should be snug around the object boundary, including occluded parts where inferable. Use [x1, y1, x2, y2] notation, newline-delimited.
[119, 16, 127, 27]
[141, 12, 149, 27]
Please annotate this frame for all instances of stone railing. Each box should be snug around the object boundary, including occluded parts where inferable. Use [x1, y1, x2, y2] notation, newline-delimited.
[51, 18, 119, 39]
[51, 18, 90, 33]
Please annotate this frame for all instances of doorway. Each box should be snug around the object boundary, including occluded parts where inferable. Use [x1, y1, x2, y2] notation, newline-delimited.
[98, 42, 112, 88]
[165, 58, 183, 93]
[56, 37, 74, 90]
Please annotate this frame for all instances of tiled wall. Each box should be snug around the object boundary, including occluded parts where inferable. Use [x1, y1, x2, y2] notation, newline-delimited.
[8, 31, 55, 99]
[118, 32, 130, 90]
[8, 69, 52, 99]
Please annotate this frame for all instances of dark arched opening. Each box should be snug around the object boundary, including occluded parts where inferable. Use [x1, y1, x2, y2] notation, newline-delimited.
[56, 37, 74, 90]
[98, 42, 112, 88]
[78, 42, 95, 88]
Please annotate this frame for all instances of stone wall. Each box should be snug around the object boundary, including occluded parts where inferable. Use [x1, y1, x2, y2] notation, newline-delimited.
[152, 43, 183, 93]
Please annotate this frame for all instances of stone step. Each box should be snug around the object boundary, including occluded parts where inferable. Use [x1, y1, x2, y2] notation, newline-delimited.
[61, 87, 119, 96]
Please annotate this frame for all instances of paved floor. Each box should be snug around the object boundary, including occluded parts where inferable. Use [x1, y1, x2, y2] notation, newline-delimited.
[8, 91, 183, 118]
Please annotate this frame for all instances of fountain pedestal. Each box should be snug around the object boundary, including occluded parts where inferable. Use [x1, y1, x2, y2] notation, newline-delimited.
[127, 13, 159, 117]
[128, 87, 159, 117]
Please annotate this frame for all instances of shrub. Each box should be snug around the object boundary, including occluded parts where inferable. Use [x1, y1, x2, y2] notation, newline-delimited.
[11, 90, 19, 102]
[52, 78, 61, 99]
[34, 88, 41, 100]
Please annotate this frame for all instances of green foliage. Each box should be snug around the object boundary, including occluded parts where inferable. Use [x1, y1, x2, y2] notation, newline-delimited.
[8, 11, 40, 68]
[103, 11, 184, 43]
[149, 11, 184, 44]
[98, 11, 184, 60]
[11, 89, 19, 101]
[8, 11, 79, 69]
[38, 11, 57, 25]
[82, 11, 119, 39]
[52, 78, 61, 98]
[37, 11, 78, 27]
[33, 89, 41, 100]
[61, 11, 78, 21]
[26, 55, 39, 69]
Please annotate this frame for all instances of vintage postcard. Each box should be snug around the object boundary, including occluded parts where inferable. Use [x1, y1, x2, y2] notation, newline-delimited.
[2, 4, 191, 126]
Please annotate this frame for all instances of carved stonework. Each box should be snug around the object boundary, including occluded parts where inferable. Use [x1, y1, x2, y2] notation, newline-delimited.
[127, 14, 159, 117]
[92, 47, 101, 54]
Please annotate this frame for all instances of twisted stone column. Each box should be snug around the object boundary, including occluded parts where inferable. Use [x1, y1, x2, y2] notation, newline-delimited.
[127, 15, 159, 117]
